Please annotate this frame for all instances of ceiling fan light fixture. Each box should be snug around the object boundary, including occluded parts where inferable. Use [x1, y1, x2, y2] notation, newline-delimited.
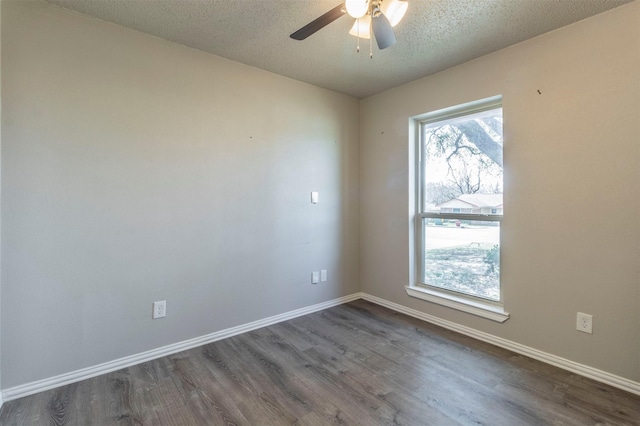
[349, 15, 372, 39]
[345, 0, 370, 19]
[380, 0, 408, 27]
[371, 10, 396, 49]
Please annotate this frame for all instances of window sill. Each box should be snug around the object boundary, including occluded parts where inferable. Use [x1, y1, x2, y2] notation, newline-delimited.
[405, 285, 510, 323]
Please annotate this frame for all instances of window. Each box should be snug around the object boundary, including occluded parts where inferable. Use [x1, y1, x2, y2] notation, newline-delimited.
[409, 96, 508, 322]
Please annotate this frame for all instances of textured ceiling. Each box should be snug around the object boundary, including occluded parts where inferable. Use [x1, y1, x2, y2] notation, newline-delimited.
[45, 0, 632, 99]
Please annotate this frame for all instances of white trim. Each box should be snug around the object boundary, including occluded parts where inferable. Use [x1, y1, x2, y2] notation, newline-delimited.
[1, 293, 363, 402]
[361, 292, 640, 396]
[405, 285, 509, 323]
[3, 292, 638, 402]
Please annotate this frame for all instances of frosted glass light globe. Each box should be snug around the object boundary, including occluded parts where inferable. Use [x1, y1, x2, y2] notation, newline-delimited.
[380, 0, 408, 27]
[348, 15, 372, 39]
[345, 0, 369, 19]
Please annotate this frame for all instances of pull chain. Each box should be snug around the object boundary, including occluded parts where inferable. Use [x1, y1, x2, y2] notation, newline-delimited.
[356, 18, 360, 52]
[369, 14, 373, 59]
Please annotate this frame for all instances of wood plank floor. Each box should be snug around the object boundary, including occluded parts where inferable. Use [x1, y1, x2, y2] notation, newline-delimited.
[1, 300, 638, 425]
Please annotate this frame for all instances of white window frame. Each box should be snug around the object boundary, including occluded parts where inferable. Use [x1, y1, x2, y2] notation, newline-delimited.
[406, 96, 509, 323]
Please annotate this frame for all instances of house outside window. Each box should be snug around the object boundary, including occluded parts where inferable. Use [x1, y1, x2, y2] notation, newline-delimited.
[412, 96, 505, 316]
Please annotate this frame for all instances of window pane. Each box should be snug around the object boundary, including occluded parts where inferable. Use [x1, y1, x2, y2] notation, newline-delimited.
[422, 107, 503, 215]
[423, 218, 500, 301]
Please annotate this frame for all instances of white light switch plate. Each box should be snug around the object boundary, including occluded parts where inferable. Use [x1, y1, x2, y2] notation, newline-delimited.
[311, 271, 320, 284]
[311, 192, 319, 204]
[320, 270, 327, 282]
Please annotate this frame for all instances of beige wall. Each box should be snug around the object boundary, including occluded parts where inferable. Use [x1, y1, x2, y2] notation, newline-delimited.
[360, 1, 640, 382]
[1, 0, 638, 392]
[1, 0, 359, 388]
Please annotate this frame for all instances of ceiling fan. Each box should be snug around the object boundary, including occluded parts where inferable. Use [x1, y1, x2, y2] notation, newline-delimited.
[290, 0, 408, 55]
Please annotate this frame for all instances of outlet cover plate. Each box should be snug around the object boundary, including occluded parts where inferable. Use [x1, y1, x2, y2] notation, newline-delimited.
[576, 312, 592, 334]
[153, 300, 167, 319]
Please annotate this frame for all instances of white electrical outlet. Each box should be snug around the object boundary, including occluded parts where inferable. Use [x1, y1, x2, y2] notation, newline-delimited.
[153, 300, 167, 319]
[576, 312, 592, 334]
[311, 271, 320, 284]
[320, 269, 327, 282]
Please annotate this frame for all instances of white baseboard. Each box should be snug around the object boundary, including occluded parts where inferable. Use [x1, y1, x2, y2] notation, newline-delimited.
[1, 293, 362, 402]
[360, 292, 640, 396]
[3, 291, 638, 402]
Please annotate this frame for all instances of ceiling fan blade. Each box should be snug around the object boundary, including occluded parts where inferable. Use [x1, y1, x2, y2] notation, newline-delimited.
[290, 4, 346, 40]
[372, 12, 396, 49]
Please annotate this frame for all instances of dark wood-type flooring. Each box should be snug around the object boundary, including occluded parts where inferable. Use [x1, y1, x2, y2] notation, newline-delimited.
[1, 300, 638, 425]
